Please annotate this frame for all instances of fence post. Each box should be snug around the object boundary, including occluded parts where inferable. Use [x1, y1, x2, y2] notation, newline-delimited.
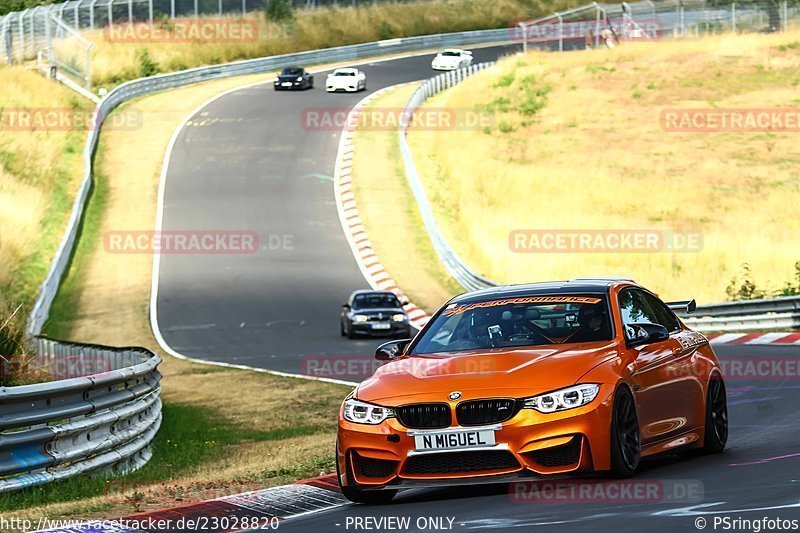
[519, 22, 527, 54]
[242, 0, 246, 15]
[171, 0, 176, 19]
[28, 8, 36, 58]
[595, 6, 601, 47]
[86, 42, 92, 90]
[18, 11, 25, 60]
[108, 0, 113, 30]
[149, 0, 154, 23]
[218, 0, 222, 16]
[74, 0, 81, 28]
[2, 17, 11, 64]
[782, 1, 788, 32]
[90, 0, 97, 29]
[194, 0, 199, 17]
[731, 2, 736, 32]
[128, 0, 133, 22]
[557, 13, 563, 52]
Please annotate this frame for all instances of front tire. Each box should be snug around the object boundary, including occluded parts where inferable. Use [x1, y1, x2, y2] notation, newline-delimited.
[702, 374, 728, 453]
[610, 386, 640, 477]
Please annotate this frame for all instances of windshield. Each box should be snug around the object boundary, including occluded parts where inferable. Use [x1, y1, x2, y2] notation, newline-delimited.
[440, 51, 460, 57]
[353, 293, 401, 309]
[281, 67, 303, 75]
[335, 71, 356, 76]
[412, 295, 613, 354]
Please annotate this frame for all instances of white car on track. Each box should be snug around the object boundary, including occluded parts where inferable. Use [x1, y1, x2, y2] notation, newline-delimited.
[431, 49, 473, 71]
[326, 68, 367, 92]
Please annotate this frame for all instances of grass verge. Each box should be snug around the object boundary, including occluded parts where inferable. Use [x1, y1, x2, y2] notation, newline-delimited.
[407, 32, 800, 303]
[349, 84, 462, 312]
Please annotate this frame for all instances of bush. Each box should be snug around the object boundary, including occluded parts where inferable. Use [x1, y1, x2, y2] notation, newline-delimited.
[774, 261, 800, 297]
[0, 304, 30, 386]
[136, 48, 160, 78]
[266, 0, 293, 22]
[725, 263, 766, 301]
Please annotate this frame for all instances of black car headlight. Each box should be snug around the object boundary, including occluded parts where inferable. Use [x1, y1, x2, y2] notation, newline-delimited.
[343, 398, 395, 425]
[523, 384, 600, 413]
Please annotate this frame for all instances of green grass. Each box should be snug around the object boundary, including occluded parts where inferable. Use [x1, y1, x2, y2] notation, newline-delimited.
[0, 402, 334, 513]
[42, 139, 110, 340]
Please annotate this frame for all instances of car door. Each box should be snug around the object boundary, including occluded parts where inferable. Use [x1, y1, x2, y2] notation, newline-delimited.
[619, 288, 688, 445]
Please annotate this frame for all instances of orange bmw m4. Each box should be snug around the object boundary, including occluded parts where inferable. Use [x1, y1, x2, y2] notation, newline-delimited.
[336, 278, 728, 504]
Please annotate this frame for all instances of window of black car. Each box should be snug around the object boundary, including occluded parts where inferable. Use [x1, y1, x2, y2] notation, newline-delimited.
[352, 294, 401, 309]
[619, 288, 679, 336]
[282, 68, 303, 75]
[411, 295, 613, 354]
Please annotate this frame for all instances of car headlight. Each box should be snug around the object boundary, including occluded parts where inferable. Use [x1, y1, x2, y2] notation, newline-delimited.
[352, 315, 368, 323]
[343, 398, 395, 424]
[296, 76, 303, 81]
[392, 313, 407, 322]
[523, 384, 600, 413]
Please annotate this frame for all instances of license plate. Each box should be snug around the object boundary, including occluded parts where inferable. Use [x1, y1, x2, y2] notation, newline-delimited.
[414, 429, 496, 451]
[371, 323, 391, 330]
[281, 82, 292, 86]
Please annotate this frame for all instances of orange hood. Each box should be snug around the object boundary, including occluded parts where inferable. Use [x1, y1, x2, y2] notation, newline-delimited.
[356, 342, 620, 405]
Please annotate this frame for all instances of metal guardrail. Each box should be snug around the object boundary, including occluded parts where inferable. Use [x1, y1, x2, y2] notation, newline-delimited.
[0, 338, 161, 494]
[398, 63, 500, 292]
[680, 296, 800, 332]
[26, 27, 519, 336]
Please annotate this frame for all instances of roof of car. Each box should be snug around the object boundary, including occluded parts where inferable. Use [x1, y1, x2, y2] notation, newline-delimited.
[449, 278, 638, 304]
[350, 289, 398, 297]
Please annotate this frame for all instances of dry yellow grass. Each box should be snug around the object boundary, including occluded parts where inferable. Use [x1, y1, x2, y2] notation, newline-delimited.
[350, 84, 462, 312]
[0, 65, 89, 308]
[81, 0, 581, 88]
[408, 32, 800, 303]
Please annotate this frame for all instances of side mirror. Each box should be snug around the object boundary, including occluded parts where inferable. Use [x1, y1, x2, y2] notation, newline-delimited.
[375, 339, 411, 361]
[342, 303, 350, 309]
[626, 323, 670, 347]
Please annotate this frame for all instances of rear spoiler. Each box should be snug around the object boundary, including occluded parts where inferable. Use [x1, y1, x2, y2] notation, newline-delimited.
[667, 299, 696, 314]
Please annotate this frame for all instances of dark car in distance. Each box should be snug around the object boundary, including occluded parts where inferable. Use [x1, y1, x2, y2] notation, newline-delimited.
[274, 66, 314, 90]
[341, 290, 411, 339]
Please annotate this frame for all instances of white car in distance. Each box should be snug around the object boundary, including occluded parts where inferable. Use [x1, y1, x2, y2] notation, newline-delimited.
[431, 49, 473, 71]
[326, 68, 367, 92]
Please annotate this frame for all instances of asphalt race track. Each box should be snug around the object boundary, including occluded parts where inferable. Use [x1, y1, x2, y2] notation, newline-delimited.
[154, 44, 800, 531]
[155, 44, 518, 376]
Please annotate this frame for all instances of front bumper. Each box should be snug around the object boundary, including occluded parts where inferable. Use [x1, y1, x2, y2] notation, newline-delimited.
[327, 85, 357, 92]
[274, 80, 305, 89]
[337, 385, 614, 489]
[350, 321, 410, 337]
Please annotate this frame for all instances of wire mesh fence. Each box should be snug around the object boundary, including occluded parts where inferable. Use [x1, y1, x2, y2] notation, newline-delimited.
[517, 0, 798, 53]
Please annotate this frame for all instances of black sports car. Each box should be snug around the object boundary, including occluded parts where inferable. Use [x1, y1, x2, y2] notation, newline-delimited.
[274, 66, 314, 90]
[341, 290, 411, 339]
